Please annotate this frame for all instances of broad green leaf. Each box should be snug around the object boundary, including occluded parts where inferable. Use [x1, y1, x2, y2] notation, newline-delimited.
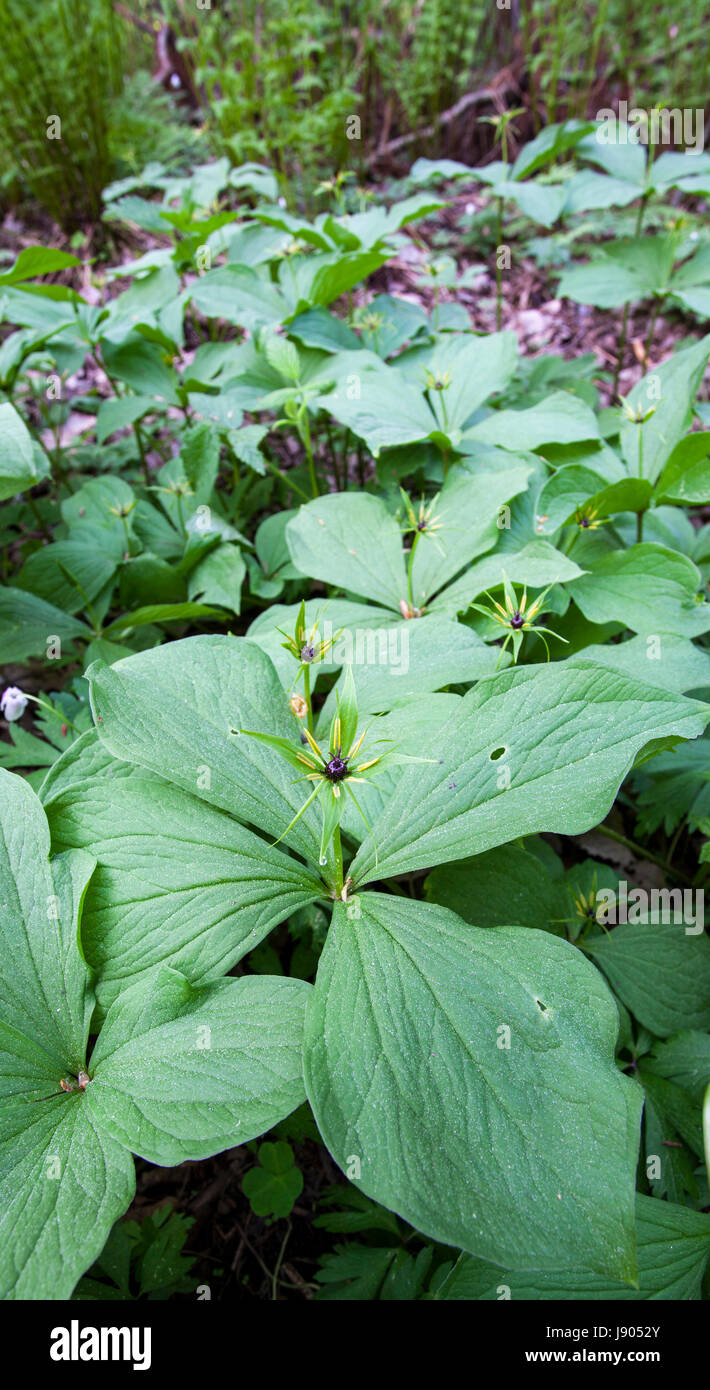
[619, 335, 710, 484]
[45, 767, 323, 1013]
[350, 661, 709, 883]
[315, 367, 436, 455]
[190, 265, 288, 331]
[85, 967, 310, 1165]
[642, 1068, 703, 1156]
[101, 336, 180, 406]
[357, 294, 428, 357]
[0, 1096, 135, 1301]
[88, 635, 323, 859]
[562, 169, 641, 215]
[425, 843, 564, 933]
[672, 286, 710, 318]
[38, 727, 136, 803]
[254, 509, 297, 579]
[102, 601, 223, 635]
[0, 587, 90, 663]
[62, 475, 135, 543]
[578, 125, 647, 185]
[317, 616, 505, 720]
[494, 179, 566, 227]
[510, 121, 593, 180]
[119, 553, 186, 610]
[439, 1196, 710, 1300]
[180, 420, 221, 502]
[431, 539, 584, 616]
[263, 331, 300, 382]
[573, 633, 710, 695]
[17, 540, 117, 616]
[465, 392, 599, 450]
[0, 770, 136, 1300]
[188, 544, 246, 614]
[655, 432, 710, 503]
[536, 467, 653, 535]
[0, 401, 50, 500]
[0, 245, 81, 285]
[297, 251, 389, 309]
[227, 422, 268, 472]
[400, 332, 518, 433]
[289, 306, 360, 353]
[641, 1072, 699, 1202]
[287, 493, 407, 611]
[304, 896, 641, 1279]
[644, 1031, 710, 1103]
[558, 258, 655, 308]
[410, 461, 531, 606]
[0, 770, 95, 1090]
[584, 924, 710, 1037]
[95, 395, 154, 444]
[568, 544, 710, 637]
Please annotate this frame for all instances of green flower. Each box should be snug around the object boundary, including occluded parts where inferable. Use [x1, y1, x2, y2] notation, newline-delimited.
[233, 667, 431, 882]
[277, 599, 343, 693]
[572, 502, 608, 532]
[470, 571, 568, 665]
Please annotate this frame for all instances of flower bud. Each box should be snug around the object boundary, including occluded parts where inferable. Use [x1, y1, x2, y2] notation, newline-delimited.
[1, 686, 28, 722]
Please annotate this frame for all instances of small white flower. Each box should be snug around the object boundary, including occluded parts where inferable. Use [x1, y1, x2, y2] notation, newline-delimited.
[1, 686, 28, 722]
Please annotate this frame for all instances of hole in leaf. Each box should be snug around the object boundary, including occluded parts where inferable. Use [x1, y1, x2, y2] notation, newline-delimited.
[489, 746, 507, 761]
[536, 999, 548, 1013]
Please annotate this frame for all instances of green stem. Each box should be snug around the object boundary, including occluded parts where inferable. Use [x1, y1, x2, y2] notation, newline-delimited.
[495, 196, 504, 331]
[271, 1219, 291, 1301]
[332, 823, 344, 896]
[30, 695, 81, 734]
[407, 531, 420, 612]
[299, 408, 319, 499]
[26, 491, 52, 540]
[643, 295, 664, 366]
[262, 455, 310, 504]
[303, 664, 313, 734]
[612, 195, 649, 397]
[594, 824, 692, 884]
[133, 423, 150, 486]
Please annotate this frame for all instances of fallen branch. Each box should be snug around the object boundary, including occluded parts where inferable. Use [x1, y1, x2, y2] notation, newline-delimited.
[368, 73, 521, 165]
